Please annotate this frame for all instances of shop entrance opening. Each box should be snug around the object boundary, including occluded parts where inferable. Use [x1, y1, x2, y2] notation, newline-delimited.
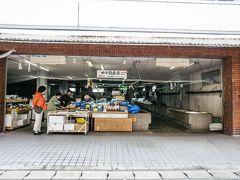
[5, 55, 223, 134]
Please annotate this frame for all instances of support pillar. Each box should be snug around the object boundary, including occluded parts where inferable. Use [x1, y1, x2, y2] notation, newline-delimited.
[223, 51, 240, 135]
[0, 58, 7, 133]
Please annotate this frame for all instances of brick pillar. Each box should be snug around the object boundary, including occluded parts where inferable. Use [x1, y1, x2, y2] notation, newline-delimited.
[223, 52, 240, 135]
[0, 58, 7, 133]
[232, 53, 240, 135]
[223, 58, 233, 135]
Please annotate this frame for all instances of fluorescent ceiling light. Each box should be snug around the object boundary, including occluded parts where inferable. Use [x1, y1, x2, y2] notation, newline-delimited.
[67, 76, 73, 79]
[101, 64, 104, 70]
[73, 58, 76, 64]
[30, 55, 66, 65]
[39, 66, 50, 72]
[156, 58, 190, 67]
[30, 75, 37, 78]
[87, 60, 93, 67]
[25, 60, 37, 67]
[123, 59, 126, 65]
[169, 67, 175, 69]
[28, 63, 31, 72]
[18, 60, 23, 70]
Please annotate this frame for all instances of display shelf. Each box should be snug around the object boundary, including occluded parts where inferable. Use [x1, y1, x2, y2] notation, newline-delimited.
[6, 100, 29, 103]
[5, 96, 31, 131]
[5, 111, 31, 131]
[47, 111, 89, 135]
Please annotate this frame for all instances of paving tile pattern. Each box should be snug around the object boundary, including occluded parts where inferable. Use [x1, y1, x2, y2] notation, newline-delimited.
[1, 129, 240, 171]
[0, 170, 239, 179]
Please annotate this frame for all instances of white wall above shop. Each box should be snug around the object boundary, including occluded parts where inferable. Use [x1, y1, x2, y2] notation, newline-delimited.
[0, 0, 239, 32]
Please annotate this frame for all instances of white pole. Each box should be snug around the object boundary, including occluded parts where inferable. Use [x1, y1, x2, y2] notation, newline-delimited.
[77, 1, 80, 28]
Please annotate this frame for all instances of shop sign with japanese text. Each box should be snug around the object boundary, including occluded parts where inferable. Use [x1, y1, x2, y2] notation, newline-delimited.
[97, 70, 127, 79]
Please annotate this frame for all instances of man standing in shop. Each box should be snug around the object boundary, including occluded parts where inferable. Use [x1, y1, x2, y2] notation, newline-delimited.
[32, 86, 47, 135]
[59, 90, 74, 107]
[86, 87, 96, 100]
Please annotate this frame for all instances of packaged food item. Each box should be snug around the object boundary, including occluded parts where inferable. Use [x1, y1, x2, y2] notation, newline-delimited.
[86, 104, 90, 110]
[76, 117, 86, 124]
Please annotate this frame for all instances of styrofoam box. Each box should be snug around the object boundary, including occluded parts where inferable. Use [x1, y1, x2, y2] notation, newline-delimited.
[18, 114, 28, 119]
[64, 124, 75, 131]
[49, 116, 66, 124]
[12, 119, 19, 128]
[48, 123, 63, 131]
[92, 113, 128, 118]
[17, 119, 28, 126]
[209, 123, 223, 131]
[4, 114, 13, 127]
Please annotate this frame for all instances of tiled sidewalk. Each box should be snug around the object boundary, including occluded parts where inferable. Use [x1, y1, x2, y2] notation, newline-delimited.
[1, 126, 240, 172]
[0, 170, 240, 179]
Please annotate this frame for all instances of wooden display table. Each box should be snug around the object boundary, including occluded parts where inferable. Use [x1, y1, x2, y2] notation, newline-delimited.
[92, 112, 132, 132]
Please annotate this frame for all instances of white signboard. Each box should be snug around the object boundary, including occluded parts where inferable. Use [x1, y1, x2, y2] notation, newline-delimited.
[97, 70, 127, 79]
[30, 55, 66, 64]
[156, 58, 189, 67]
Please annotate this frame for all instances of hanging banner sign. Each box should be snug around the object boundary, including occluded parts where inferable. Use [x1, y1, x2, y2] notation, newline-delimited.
[97, 70, 127, 79]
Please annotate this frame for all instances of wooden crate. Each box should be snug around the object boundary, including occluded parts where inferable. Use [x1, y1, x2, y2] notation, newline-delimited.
[112, 95, 125, 100]
[94, 118, 132, 132]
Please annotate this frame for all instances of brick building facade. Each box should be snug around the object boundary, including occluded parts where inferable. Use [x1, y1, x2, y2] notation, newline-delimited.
[0, 42, 239, 135]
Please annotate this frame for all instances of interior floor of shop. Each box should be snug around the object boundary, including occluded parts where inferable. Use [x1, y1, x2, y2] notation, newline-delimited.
[0, 121, 239, 172]
[149, 117, 187, 133]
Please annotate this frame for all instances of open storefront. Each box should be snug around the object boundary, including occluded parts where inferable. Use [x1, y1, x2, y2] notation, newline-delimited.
[5, 54, 224, 134]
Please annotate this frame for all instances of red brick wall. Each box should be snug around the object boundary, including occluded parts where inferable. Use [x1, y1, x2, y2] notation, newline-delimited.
[231, 52, 240, 135]
[0, 43, 230, 58]
[0, 42, 240, 135]
[0, 58, 6, 133]
[223, 58, 233, 135]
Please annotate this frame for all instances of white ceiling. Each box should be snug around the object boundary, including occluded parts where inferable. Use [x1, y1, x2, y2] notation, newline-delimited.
[7, 55, 222, 84]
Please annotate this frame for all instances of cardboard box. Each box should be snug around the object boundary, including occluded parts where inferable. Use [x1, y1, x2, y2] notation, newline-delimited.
[130, 117, 137, 123]
[94, 118, 132, 132]
[75, 124, 86, 131]
[48, 123, 63, 131]
[92, 112, 128, 118]
[49, 115, 66, 124]
[64, 124, 75, 131]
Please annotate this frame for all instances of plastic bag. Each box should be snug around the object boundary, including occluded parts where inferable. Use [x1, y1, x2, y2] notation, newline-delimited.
[128, 105, 140, 114]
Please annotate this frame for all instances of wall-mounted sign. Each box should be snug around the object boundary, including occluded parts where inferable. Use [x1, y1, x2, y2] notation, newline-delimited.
[30, 55, 66, 64]
[97, 70, 127, 79]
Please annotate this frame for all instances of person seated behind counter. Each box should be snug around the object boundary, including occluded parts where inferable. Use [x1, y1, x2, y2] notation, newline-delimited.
[84, 95, 94, 103]
[47, 92, 62, 111]
[59, 90, 74, 107]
